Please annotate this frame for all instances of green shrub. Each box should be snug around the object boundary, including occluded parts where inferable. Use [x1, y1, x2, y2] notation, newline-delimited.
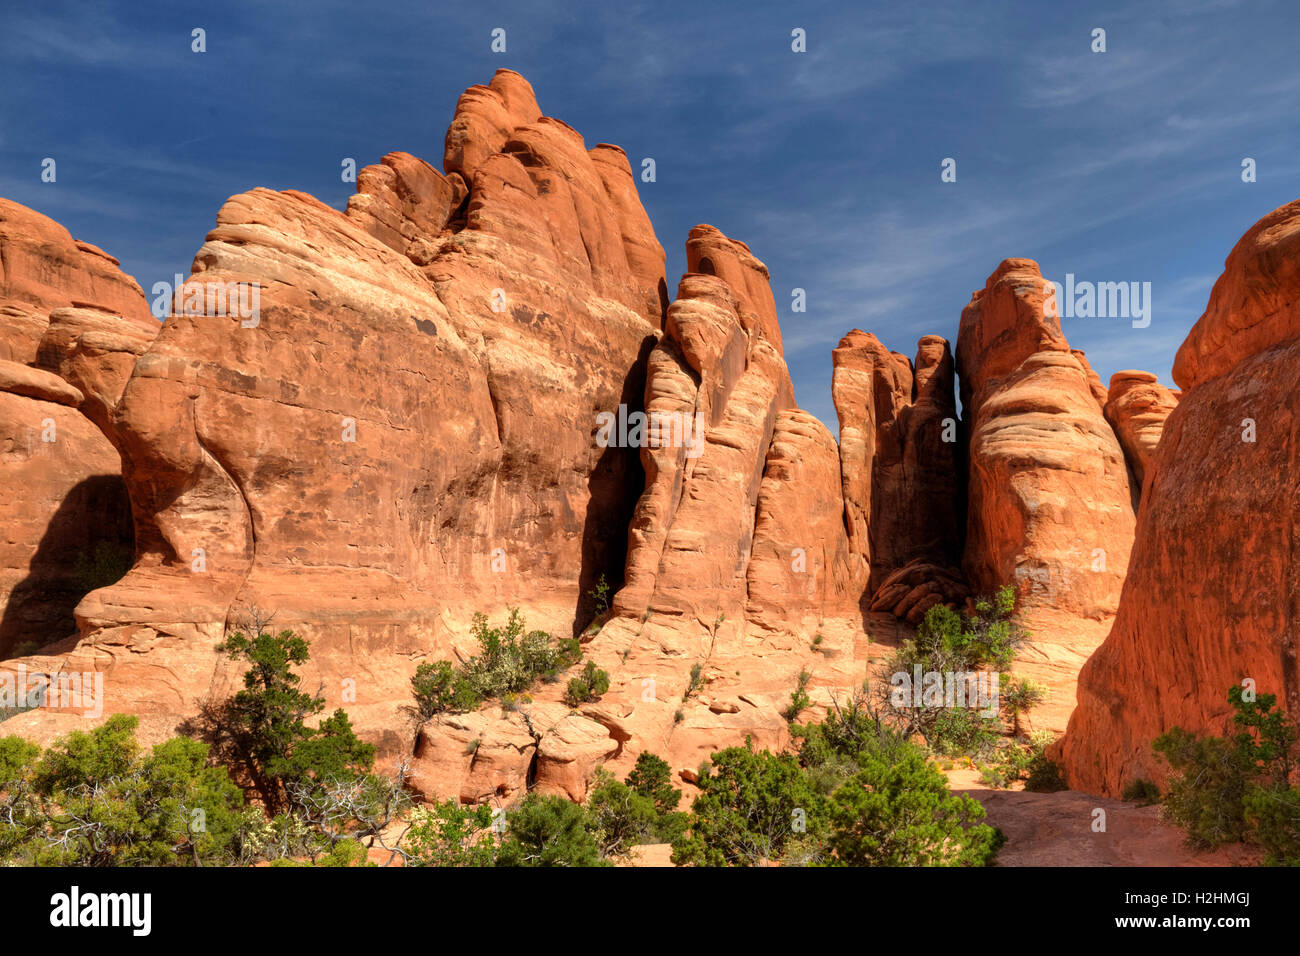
[1244, 784, 1300, 866]
[792, 682, 913, 794]
[410, 610, 582, 721]
[671, 739, 824, 867]
[1155, 727, 1252, 847]
[782, 668, 813, 722]
[877, 586, 1037, 756]
[196, 627, 374, 815]
[461, 609, 580, 700]
[1121, 778, 1161, 805]
[585, 769, 658, 858]
[683, 662, 705, 700]
[410, 660, 480, 719]
[496, 792, 605, 867]
[978, 732, 1066, 792]
[1000, 675, 1046, 739]
[564, 660, 610, 707]
[826, 746, 1001, 866]
[406, 800, 500, 867]
[910, 587, 1027, 671]
[0, 736, 40, 857]
[2, 715, 254, 866]
[268, 838, 369, 867]
[1154, 685, 1297, 852]
[588, 574, 611, 618]
[979, 745, 1034, 788]
[1025, 751, 1067, 792]
[626, 751, 687, 843]
[927, 707, 1001, 758]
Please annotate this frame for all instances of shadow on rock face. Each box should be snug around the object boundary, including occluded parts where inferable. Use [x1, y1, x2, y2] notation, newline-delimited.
[573, 333, 657, 638]
[0, 474, 133, 659]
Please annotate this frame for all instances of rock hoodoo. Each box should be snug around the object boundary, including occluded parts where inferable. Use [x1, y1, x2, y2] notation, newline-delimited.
[956, 258, 1136, 619]
[1062, 199, 1300, 795]
[831, 330, 964, 624]
[1103, 370, 1179, 489]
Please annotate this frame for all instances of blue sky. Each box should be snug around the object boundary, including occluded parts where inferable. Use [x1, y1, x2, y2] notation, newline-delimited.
[3, 0, 1297, 429]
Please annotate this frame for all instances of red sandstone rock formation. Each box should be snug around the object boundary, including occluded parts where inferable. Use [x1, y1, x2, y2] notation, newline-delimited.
[2, 71, 668, 760]
[614, 252, 791, 630]
[1072, 349, 1110, 410]
[831, 330, 965, 623]
[547, 233, 867, 787]
[2, 69, 1189, 806]
[0, 201, 155, 659]
[745, 409, 863, 631]
[1103, 370, 1179, 488]
[957, 258, 1136, 618]
[0, 374, 133, 659]
[1062, 199, 1300, 796]
[0, 200, 155, 365]
[4, 73, 866, 799]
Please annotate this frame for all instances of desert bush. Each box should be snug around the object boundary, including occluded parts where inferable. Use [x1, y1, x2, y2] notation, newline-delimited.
[625, 751, 687, 843]
[877, 586, 1037, 756]
[588, 573, 611, 618]
[405, 800, 501, 867]
[979, 745, 1034, 788]
[1154, 685, 1299, 855]
[461, 609, 580, 700]
[782, 668, 813, 721]
[671, 738, 825, 867]
[905, 587, 1027, 671]
[410, 660, 480, 719]
[409, 609, 582, 721]
[999, 674, 1046, 739]
[978, 731, 1066, 792]
[1121, 778, 1161, 805]
[585, 768, 658, 858]
[192, 627, 374, 815]
[1243, 784, 1300, 865]
[564, 659, 610, 707]
[496, 792, 605, 867]
[793, 682, 913, 794]
[927, 707, 1002, 758]
[1025, 753, 1067, 793]
[1, 715, 256, 866]
[267, 838, 369, 867]
[825, 746, 1001, 866]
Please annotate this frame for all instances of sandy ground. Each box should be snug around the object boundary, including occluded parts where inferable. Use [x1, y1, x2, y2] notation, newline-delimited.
[948, 768, 1260, 866]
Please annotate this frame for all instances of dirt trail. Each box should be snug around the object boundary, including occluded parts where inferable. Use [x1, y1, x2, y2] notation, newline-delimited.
[949, 769, 1259, 866]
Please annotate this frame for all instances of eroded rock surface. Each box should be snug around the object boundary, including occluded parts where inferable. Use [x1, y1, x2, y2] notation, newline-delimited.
[957, 259, 1135, 618]
[4, 71, 666, 755]
[0, 202, 154, 659]
[1062, 199, 1300, 795]
[1103, 370, 1179, 488]
[832, 330, 964, 622]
